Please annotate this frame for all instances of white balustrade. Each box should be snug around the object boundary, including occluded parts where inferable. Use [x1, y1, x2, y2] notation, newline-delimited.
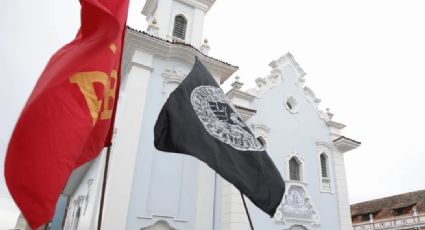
[321, 177, 331, 191]
[353, 214, 425, 230]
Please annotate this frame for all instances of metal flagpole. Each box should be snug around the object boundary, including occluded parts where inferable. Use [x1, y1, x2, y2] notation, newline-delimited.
[97, 144, 113, 230]
[240, 192, 255, 230]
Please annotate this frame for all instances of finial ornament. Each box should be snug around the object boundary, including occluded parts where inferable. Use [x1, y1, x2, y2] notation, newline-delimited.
[231, 76, 243, 90]
[326, 108, 334, 120]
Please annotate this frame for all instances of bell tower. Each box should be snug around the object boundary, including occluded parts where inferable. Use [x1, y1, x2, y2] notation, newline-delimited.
[142, 0, 215, 48]
[96, 0, 237, 229]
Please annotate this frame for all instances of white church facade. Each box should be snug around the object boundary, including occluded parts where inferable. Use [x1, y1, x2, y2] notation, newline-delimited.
[45, 0, 361, 229]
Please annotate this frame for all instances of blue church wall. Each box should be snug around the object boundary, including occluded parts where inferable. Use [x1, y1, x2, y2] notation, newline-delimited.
[125, 57, 202, 230]
[240, 65, 341, 229]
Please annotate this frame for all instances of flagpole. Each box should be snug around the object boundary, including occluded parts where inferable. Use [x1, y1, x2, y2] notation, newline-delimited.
[240, 192, 255, 230]
[97, 144, 112, 230]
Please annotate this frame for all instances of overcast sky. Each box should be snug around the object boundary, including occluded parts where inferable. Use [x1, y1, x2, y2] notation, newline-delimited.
[1, 0, 425, 228]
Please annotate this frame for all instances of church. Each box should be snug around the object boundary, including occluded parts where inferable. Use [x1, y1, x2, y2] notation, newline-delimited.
[42, 0, 361, 229]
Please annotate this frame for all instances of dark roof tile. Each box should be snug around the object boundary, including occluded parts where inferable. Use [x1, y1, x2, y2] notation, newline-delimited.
[351, 190, 425, 218]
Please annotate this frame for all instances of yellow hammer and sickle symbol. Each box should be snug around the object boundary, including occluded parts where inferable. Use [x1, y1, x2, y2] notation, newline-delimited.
[69, 43, 118, 125]
[69, 70, 117, 125]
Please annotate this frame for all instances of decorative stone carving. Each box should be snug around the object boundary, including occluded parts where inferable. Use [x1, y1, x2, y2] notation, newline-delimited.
[269, 52, 306, 83]
[275, 184, 320, 225]
[285, 224, 309, 230]
[246, 53, 339, 122]
[303, 86, 321, 106]
[83, 178, 94, 215]
[255, 77, 267, 89]
[66, 195, 85, 230]
[251, 124, 270, 139]
[231, 76, 243, 90]
[147, 18, 159, 36]
[266, 68, 284, 87]
[200, 38, 210, 55]
[253, 66, 283, 95]
[161, 67, 187, 96]
[140, 220, 177, 230]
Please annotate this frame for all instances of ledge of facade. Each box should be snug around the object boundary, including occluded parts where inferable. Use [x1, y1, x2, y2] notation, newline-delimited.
[333, 136, 361, 153]
[125, 27, 238, 84]
[233, 104, 256, 121]
[327, 120, 347, 129]
[226, 88, 257, 102]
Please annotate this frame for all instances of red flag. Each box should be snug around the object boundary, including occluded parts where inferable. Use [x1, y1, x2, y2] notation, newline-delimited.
[5, 0, 129, 228]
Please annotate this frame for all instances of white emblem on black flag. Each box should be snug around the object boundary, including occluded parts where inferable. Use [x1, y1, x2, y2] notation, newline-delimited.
[191, 85, 263, 151]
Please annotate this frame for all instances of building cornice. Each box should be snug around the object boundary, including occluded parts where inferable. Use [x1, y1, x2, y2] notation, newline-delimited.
[333, 136, 361, 153]
[226, 88, 257, 102]
[177, 0, 215, 12]
[327, 120, 347, 129]
[234, 104, 256, 121]
[124, 27, 238, 84]
[142, 0, 216, 17]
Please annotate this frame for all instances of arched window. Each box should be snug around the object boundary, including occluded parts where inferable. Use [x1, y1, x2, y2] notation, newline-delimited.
[289, 157, 301, 181]
[320, 153, 328, 178]
[172, 15, 187, 40]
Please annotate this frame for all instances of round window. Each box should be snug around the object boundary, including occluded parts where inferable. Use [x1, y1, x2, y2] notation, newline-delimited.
[285, 96, 299, 113]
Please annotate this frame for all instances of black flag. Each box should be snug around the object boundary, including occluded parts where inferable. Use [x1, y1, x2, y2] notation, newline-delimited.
[154, 57, 285, 217]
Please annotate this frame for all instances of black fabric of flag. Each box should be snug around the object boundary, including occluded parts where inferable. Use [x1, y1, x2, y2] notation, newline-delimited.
[154, 57, 285, 217]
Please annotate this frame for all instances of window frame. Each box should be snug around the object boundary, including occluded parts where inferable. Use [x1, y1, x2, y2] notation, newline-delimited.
[317, 142, 334, 193]
[289, 157, 301, 181]
[320, 153, 329, 178]
[285, 152, 305, 183]
[172, 14, 187, 41]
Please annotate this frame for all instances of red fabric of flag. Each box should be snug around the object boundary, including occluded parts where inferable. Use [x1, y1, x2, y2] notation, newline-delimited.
[5, 0, 129, 228]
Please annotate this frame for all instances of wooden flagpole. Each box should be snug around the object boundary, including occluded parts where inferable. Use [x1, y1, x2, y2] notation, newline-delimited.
[240, 192, 255, 230]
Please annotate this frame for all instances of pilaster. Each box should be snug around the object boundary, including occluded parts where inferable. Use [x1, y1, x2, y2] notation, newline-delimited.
[333, 148, 354, 230]
[221, 180, 251, 230]
[101, 53, 154, 230]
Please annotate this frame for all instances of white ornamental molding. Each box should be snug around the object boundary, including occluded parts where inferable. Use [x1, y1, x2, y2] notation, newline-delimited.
[274, 183, 320, 226]
[246, 53, 335, 123]
[253, 67, 283, 95]
[251, 123, 271, 140]
[140, 220, 178, 230]
[285, 152, 306, 182]
[161, 67, 187, 96]
[83, 178, 94, 215]
[303, 86, 321, 110]
[316, 142, 334, 193]
[284, 224, 309, 230]
[269, 53, 306, 85]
